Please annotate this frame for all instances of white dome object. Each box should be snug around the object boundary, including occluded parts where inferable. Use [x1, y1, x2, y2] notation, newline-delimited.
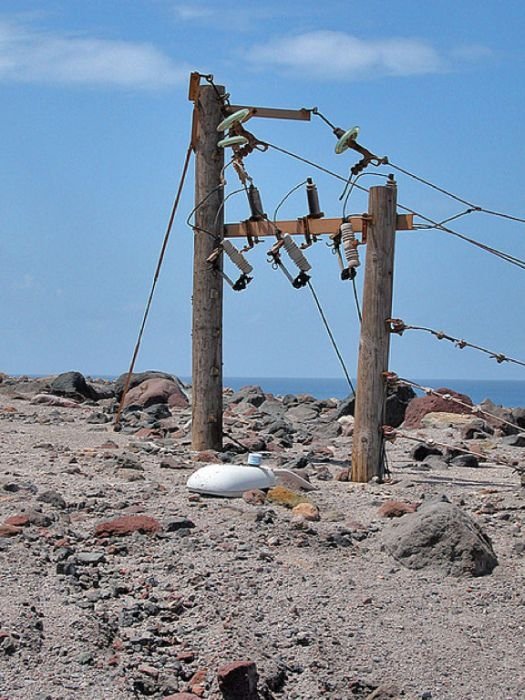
[187, 463, 277, 498]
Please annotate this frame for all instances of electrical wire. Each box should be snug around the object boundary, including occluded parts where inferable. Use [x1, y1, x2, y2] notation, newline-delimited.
[388, 161, 525, 225]
[272, 180, 308, 224]
[114, 142, 193, 429]
[306, 280, 355, 395]
[266, 141, 525, 272]
[390, 321, 525, 368]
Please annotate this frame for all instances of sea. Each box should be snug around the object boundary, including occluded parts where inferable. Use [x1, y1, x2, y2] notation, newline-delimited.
[217, 377, 525, 408]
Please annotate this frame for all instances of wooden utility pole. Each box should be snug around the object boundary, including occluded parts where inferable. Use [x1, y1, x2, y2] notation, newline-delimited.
[351, 181, 397, 482]
[191, 83, 225, 451]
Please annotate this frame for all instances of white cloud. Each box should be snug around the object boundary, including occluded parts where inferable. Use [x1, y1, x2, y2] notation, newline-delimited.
[248, 31, 449, 80]
[0, 18, 188, 88]
[173, 4, 214, 21]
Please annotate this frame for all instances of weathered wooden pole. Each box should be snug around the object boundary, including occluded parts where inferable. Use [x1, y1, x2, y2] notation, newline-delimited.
[191, 83, 225, 451]
[351, 180, 397, 482]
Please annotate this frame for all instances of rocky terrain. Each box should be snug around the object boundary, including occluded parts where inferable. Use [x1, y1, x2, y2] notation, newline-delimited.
[0, 371, 524, 700]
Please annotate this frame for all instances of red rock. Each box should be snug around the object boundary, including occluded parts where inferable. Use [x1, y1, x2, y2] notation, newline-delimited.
[188, 668, 207, 697]
[99, 440, 119, 449]
[292, 502, 320, 521]
[242, 489, 267, 506]
[4, 514, 30, 527]
[134, 428, 162, 439]
[177, 651, 196, 662]
[164, 694, 202, 700]
[192, 450, 218, 463]
[107, 653, 120, 666]
[335, 468, 350, 481]
[94, 515, 162, 537]
[217, 660, 259, 700]
[403, 388, 472, 429]
[378, 500, 419, 518]
[123, 378, 188, 410]
[0, 524, 22, 537]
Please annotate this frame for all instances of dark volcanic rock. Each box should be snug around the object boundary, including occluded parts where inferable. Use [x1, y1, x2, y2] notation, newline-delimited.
[383, 498, 498, 577]
[49, 371, 103, 401]
[228, 385, 267, 408]
[217, 660, 259, 700]
[403, 388, 473, 429]
[337, 383, 415, 428]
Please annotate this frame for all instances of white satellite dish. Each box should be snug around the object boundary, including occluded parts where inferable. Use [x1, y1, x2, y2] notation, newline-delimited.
[187, 453, 276, 498]
[187, 453, 316, 498]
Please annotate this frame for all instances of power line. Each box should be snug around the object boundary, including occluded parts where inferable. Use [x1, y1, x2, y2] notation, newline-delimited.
[114, 142, 194, 429]
[387, 161, 525, 225]
[388, 319, 525, 368]
[306, 280, 355, 395]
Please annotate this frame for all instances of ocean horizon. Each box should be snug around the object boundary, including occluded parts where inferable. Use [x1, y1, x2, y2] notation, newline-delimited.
[207, 376, 525, 408]
[19, 373, 525, 408]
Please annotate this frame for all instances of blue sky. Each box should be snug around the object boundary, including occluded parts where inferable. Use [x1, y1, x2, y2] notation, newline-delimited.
[2, 1, 524, 382]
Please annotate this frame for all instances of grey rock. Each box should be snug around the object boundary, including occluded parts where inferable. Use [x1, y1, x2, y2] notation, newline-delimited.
[501, 433, 525, 447]
[449, 453, 480, 468]
[37, 489, 67, 509]
[411, 443, 443, 461]
[383, 499, 498, 577]
[228, 385, 267, 408]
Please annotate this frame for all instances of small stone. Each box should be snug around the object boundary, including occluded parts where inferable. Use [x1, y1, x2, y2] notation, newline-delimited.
[4, 515, 30, 527]
[165, 517, 196, 532]
[217, 660, 259, 700]
[78, 651, 94, 665]
[242, 489, 267, 506]
[335, 468, 350, 482]
[291, 502, 320, 521]
[37, 490, 67, 509]
[94, 515, 162, 538]
[0, 524, 22, 538]
[378, 500, 419, 518]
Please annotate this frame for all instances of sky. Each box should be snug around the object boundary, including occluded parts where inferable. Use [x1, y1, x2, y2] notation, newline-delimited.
[2, 0, 525, 384]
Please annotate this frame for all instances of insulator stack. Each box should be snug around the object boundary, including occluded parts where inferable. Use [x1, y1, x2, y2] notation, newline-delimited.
[247, 185, 266, 221]
[341, 222, 360, 268]
[222, 240, 253, 275]
[281, 234, 311, 272]
[306, 178, 324, 219]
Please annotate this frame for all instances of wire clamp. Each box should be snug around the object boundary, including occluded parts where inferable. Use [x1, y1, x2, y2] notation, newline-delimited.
[382, 425, 397, 442]
[382, 371, 399, 387]
[387, 318, 406, 335]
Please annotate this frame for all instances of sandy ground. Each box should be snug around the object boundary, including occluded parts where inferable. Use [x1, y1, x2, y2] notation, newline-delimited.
[0, 392, 524, 700]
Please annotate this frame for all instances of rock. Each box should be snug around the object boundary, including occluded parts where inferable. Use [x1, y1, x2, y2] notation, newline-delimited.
[123, 378, 188, 410]
[94, 515, 162, 538]
[338, 383, 415, 428]
[30, 394, 80, 408]
[217, 660, 259, 700]
[164, 695, 202, 700]
[267, 486, 311, 509]
[411, 443, 443, 461]
[449, 453, 480, 468]
[501, 433, 525, 447]
[479, 399, 519, 435]
[86, 411, 110, 424]
[403, 388, 473, 429]
[0, 524, 22, 538]
[383, 499, 498, 577]
[165, 517, 196, 532]
[422, 455, 450, 470]
[378, 500, 419, 518]
[49, 371, 102, 401]
[291, 502, 320, 521]
[114, 370, 183, 399]
[335, 468, 350, 481]
[286, 404, 320, 424]
[228, 385, 266, 408]
[242, 489, 267, 506]
[37, 490, 67, 509]
[421, 412, 478, 429]
[338, 415, 354, 437]
[4, 514, 30, 527]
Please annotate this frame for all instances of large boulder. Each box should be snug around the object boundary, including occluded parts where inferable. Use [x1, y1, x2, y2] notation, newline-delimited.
[227, 385, 267, 408]
[49, 371, 106, 401]
[122, 377, 189, 410]
[383, 498, 498, 577]
[337, 382, 416, 428]
[403, 387, 472, 429]
[114, 371, 182, 400]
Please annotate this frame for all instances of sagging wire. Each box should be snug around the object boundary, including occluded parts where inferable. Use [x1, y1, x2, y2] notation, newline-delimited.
[307, 280, 356, 395]
[265, 141, 525, 272]
[114, 141, 194, 430]
[387, 318, 525, 368]
[272, 180, 309, 223]
[388, 161, 525, 226]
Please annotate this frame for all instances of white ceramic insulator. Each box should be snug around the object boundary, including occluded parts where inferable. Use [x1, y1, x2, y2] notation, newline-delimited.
[281, 234, 312, 272]
[222, 240, 253, 275]
[341, 222, 360, 268]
